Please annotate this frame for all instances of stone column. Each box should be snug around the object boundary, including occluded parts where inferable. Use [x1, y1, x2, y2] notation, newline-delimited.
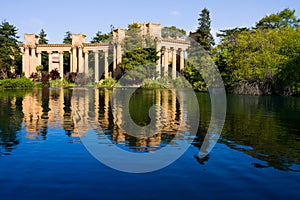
[69, 51, 73, 72]
[48, 51, 52, 72]
[164, 48, 169, 77]
[78, 46, 84, 73]
[24, 47, 30, 77]
[104, 50, 109, 79]
[31, 48, 36, 72]
[94, 51, 99, 82]
[156, 43, 162, 78]
[72, 47, 77, 72]
[37, 51, 42, 66]
[59, 51, 64, 79]
[116, 43, 122, 66]
[113, 44, 117, 77]
[84, 50, 89, 75]
[180, 49, 185, 73]
[172, 48, 177, 79]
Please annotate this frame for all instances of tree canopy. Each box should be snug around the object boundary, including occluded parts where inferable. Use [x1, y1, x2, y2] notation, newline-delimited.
[194, 8, 215, 51]
[162, 26, 186, 39]
[0, 21, 20, 78]
[63, 31, 72, 44]
[256, 8, 300, 29]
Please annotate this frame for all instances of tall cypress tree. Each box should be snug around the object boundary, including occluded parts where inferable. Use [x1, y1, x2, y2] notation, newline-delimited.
[38, 29, 49, 70]
[196, 8, 215, 51]
[0, 21, 20, 78]
[63, 31, 72, 75]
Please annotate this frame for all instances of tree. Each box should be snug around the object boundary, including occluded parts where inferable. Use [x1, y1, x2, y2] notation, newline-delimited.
[256, 8, 300, 29]
[91, 31, 112, 43]
[63, 31, 72, 44]
[122, 23, 144, 52]
[119, 23, 159, 82]
[195, 8, 215, 51]
[38, 29, 49, 70]
[38, 29, 48, 44]
[63, 31, 72, 75]
[162, 26, 186, 39]
[0, 21, 20, 78]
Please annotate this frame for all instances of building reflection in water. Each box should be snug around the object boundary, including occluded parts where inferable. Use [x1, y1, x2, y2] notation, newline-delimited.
[1, 88, 299, 171]
[69, 88, 192, 153]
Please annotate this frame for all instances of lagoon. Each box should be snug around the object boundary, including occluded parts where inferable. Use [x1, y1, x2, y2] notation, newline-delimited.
[0, 88, 299, 199]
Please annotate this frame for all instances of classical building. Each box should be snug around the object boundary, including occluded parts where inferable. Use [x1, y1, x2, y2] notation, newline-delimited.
[19, 23, 190, 81]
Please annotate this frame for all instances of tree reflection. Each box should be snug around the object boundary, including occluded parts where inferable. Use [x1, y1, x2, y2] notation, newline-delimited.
[0, 91, 29, 156]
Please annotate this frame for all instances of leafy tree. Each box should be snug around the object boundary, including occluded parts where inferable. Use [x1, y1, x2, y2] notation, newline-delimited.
[119, 23, 159, 82]
[38, 29, 49, 70]
[0, 21, 21, 79]
[256, 8, 300, 29]
[120, 48, 159, 73]
[91, 31, 112, 43]
[194, 8, 215, 51]
[162, 26, 186, 39]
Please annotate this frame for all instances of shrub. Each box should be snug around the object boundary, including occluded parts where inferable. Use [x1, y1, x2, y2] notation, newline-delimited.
[98, 78, 117, 88]
[76, 73, 86, 85]
[0, 78, 34, 89]
[41, 73, 50, 87]
[36, 65, 44, 73]
[30, 72, 39, 82]
[49, 68, 61, 80]
[65, 72, 77, 83]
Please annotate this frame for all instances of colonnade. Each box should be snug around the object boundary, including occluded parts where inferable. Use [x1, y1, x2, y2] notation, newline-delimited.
[20, 32, 189, 81]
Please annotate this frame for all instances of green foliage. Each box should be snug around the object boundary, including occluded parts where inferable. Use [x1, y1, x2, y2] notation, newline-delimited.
[0, 78, 34, 89]
[0, 20, 21, 79]
[120, 48, 159, 73]
[122, 23, 144, 52]
[141, 77, 191, 89]
[98, 77, 117, 88]
[63, 31, 72, 44]
[49, 80, 74, 88]
[38, 29, 49, 68]
[195, 8, 215, 51]
[38, 29, 48, 44]
[214, 8, 300, 95]
[256, 8, 300, 29]
[36, 65, 44, 72]
[91, 31, 112, 43]
[162, 26, 186, 38]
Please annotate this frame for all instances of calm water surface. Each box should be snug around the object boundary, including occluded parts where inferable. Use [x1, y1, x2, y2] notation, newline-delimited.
[0, 88, 299, 199]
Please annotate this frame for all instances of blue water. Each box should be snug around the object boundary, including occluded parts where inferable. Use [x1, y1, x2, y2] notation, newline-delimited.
[0, 89, 299, 199]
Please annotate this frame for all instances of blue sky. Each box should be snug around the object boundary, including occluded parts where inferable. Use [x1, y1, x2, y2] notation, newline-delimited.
[1, 0, 299, 43]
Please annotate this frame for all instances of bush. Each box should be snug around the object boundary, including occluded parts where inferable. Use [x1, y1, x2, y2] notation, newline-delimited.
[98, 78, 117, 88]
[30, 72, 39, 82]
[65, 72, 77, 83]
[41, 73, 50, 87]
[0, 78, 34, 89]
[141, 79, 166, 89]
[49, 68, 61, 80]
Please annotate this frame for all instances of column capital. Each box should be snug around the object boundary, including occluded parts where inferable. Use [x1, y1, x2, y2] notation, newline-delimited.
[83, 50, 89, 54]
[36, 50, 42, 54]
[47, 51, 52, 54]
[58, 51, 64, 54]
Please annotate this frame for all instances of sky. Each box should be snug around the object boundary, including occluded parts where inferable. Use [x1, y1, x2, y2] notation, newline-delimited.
[0, 0, 300, 43]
